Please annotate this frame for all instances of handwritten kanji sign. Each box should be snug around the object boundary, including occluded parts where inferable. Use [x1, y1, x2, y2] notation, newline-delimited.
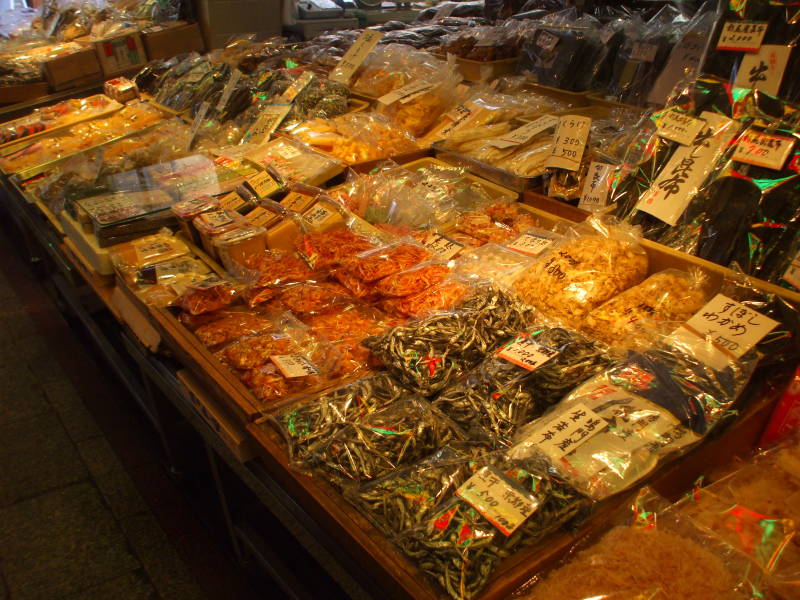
[456, 466, 539, 536]
[526, 402, 608, 459]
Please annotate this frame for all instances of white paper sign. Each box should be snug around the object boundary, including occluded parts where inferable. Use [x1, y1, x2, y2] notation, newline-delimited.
[498, 336, 559, 371]
[546, 115, 591, 171]
[506, 232, 555, 256]
[270, 354, 319, 378]
[188, 101, 210, 148]
[733, 129, 795, 171]
[422, 232, 464, 260]
[277, 71, 315, 104]
[782, 250, 800, 290]
[244, 105, 291, 145]
[655, 110, 706, 146]
[735, 45, 790, 96]
[684, 293, 779, 359]
[578, 161, 613, 210]
[487, 115, 559, 149]
[631, 42, 658, 63]
[329, 30, 384, 84]
[246, 171, 280, 198]
[216, 69, 242, 111]
[635, 112, 739, 226]
[303, 203, 337, 227]
[378, 80, 435, 106]
[716, 21, 768, 52]
[456, 466, 539, 536]
[526, 402, 608, 459]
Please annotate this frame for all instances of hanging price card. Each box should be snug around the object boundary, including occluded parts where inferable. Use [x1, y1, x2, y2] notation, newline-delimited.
[216, 69, 242, 111]
[578, 161, 613, 210]
[456, 467, 539, 536]
[277, 71, 315, 104]
[329, 30, 384, 84]
[546, 115, 591, 171]
[734, 44, 791, 98]
[655, 109, 706, 146]
[246, 170, 281, 198]
[716, 21, 768, 52]
[733, 129, 795, 170]
[378, 80, 436, 105]
[525, 402, 608, 459]
[506, 232, 556, 256]
[270, 354, 320, 378]
[243, 105, 291, 145]
[498, 336, 559, 371]
[487, 115, 559, 149]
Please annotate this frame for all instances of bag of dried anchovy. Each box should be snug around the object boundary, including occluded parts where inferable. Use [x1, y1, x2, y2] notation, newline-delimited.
[433, 327, 613, 448]
[394, 453, 588, 600]
[310, 397, 465, 488]
[273, 372, 408, 462]
[363, 288, 531, 396]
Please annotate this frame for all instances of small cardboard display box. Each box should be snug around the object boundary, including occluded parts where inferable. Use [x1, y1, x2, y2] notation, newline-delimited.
[43, 48, 103, 91]
[142, 22, 205, 60]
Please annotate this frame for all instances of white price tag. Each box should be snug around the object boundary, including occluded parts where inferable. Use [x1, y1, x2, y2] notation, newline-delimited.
[506, 232, 555, 256]
[636, 112, 739, 226]
[422, 232, 464, 260]
[546, 115, 591, 172]
[684, 293, 779, 359]
[456, 466, 539, 536]
[270, 354, 319, 378]
[536, 30, 559, 52]
[216, 69, 242, 111]
[655, 109, 706, 146]
[733, 129, 795, 171]
[200, 210, 234, 229]
[303, 203, 336, 227]
[497, 336, 559, 371]
[244, 105, 291, 145]
[487, 115, 558, 149]
[277, 71, 315, 104]
[246, 171, 280, 198]
[188, 101, 210, 148]
[526, 402, 608, 459]
[630, 42, 658, 63]
[717, 21, 768, 52]
[782, 250, 800, 290]
[329, 30, 384, 84]
[734, 44, 791, 98]
[578, 161, 613, 210]
[378, 80, 436, 106]
[275, 145, 302, 160]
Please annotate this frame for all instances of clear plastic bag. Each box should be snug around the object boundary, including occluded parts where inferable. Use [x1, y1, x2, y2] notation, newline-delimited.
[377, 278, 472, 318]
[191, 308, 275, 348]
[174, 275, 240, 316]
[263, 281, 353, 315]
[513, 216, 649, 330]
[452, 243, 536, 290]
[109, 229, 190, 273]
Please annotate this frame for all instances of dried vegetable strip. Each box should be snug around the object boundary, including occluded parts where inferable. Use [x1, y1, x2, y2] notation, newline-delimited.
[364, 289, 530, 396]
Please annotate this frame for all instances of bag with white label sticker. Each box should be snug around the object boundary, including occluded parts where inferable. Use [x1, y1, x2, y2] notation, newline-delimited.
[395, 451, 587, 600]
[433, 327, 612, 446]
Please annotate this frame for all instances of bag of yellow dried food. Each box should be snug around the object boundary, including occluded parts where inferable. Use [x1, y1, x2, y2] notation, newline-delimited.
[583, 268, 710, 350]
[513, 216, 648, 328]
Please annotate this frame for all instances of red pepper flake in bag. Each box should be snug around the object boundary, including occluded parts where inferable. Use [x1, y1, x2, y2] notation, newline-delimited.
[343, 243, 432, 282]
[296, 229, 377, 270]
[375, 263, 451, 297]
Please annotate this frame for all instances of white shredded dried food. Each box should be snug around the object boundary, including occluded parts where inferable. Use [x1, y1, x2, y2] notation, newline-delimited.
[583, 269, 709, 348]
[513, 235, 648, 327]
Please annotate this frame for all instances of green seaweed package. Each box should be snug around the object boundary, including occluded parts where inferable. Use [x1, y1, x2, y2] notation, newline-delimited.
[432, 327, 612, 447]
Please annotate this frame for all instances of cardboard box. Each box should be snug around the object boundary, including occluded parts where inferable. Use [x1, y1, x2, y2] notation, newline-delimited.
[83, 32, 147, 78]
[142, 22, 205, 61]
[43, 48, 103, 91]
[0, 81, 49, 105]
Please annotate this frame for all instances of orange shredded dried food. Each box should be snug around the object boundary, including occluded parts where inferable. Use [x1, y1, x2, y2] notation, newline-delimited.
[267, 282, 353, 314]
[344, 243, 431, 282]
[379, 280, 469, 317]
[295, 229, 376, 270]
[222, 335, 295, 370]
[194, 312, 273, 347]
[375, 264, 451, 297]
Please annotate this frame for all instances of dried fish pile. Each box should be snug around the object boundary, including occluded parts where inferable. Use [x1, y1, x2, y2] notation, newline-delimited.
[433, 327, 612, 447]
[274, 373, 407, 461]
[363, 288, 530, 396]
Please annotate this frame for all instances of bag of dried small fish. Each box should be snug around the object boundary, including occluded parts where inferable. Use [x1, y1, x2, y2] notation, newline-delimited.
[513, 216, 648, 329]
[273, 373, 408, 461]
[310, 397, 465, 487]
[394, 452, 588, 600]
[364, 288, 530, 396]
[433, 327, 613, 447]
[510, 339, 757, 500]
[583, 268, 710, 350]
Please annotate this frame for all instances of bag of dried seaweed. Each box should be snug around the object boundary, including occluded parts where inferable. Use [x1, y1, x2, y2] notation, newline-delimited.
[582, 268, 710, 350]
[363, 287, 531, 396]
[309, 397, 465, 488]
[272, 373, 409, 462]
[433, 327, 612, 447]
[513, 216, 648, 330]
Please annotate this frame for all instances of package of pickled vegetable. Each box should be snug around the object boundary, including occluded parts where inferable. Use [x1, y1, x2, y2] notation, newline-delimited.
[273, 373, 409, 462]
[433, 327, 613, 448]
[510, 339, 758, 500]
[174, 276, 240, 316]
[394, 453, 588, 600]
[310, 397, 465, 487]
[583, 268, 710, 350]
[513, 216, 648, 329]
[364, 288, 530, 396]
